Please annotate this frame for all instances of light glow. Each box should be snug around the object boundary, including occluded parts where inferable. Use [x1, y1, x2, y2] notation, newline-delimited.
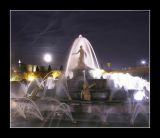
[43, 53, 52, 63]
[52, 71, 62, 79]
[141, 60, 146, 65]
[89, 69, 105, 79]
[103, 73, 150, 92]
[27, 73, 36, 81]
[18, 59, 21, 64]
[134, 91, 145, 101]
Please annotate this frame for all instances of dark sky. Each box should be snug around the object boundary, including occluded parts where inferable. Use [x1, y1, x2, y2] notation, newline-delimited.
[11, 11, 149, 69]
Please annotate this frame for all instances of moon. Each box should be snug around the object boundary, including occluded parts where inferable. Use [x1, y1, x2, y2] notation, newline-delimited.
[43, 53, 52, 63]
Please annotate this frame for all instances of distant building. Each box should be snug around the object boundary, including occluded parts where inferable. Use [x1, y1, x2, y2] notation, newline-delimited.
[11, 62, 48, 73]
[39, 65, 48, 72]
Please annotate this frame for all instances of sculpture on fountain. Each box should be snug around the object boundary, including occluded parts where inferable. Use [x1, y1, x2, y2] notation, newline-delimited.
[72, 45, 90, 79]
[65, 34, 100, 79]
[81, 81, 96, 101]
[72, 45, 86, 70]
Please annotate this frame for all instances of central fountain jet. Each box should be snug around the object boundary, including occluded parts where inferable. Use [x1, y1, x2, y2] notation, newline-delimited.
[65, 34, 100, 79]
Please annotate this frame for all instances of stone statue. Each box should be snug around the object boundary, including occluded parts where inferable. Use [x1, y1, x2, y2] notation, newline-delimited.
[72, 46, 86, 69]
[81, 82, 91, 101]
[81, 82, 96, 101]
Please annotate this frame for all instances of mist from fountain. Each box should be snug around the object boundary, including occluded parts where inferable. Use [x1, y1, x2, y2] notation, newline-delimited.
[11, 97, 44, 121]
[55, 74, 72, 100]
[130, 102, 149, 125]
[11, 71, 74, 127]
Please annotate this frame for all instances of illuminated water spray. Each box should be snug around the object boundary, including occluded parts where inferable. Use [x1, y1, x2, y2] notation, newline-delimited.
[65, 34, 100, 78]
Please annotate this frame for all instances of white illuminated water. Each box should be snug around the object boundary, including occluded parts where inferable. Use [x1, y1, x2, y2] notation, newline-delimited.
[65, 34, 100, 78]
[64, 34, 150, 100]
[103, 73, 150, 92]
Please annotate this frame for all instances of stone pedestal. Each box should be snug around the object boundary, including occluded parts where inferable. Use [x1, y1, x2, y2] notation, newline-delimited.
[72, 67, 93, 80]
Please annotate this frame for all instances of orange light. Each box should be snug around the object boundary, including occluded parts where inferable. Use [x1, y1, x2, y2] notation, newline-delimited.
[51, 71, 62, 79]
[27, 73, 36, 81]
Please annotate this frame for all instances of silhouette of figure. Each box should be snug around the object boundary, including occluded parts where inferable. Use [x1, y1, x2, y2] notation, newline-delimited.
[73, 46, 86, 68]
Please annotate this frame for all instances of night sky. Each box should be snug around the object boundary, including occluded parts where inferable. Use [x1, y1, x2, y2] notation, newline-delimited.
[11, 11, 149, 69]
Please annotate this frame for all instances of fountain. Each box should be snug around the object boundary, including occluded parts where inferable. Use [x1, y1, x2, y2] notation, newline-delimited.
[11, 34, 150, 127]
[65, 34, 100, 79]
[11, 74, 75, 127]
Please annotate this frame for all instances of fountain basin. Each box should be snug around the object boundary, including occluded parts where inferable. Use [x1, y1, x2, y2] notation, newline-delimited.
[11, 98, 149, 127]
